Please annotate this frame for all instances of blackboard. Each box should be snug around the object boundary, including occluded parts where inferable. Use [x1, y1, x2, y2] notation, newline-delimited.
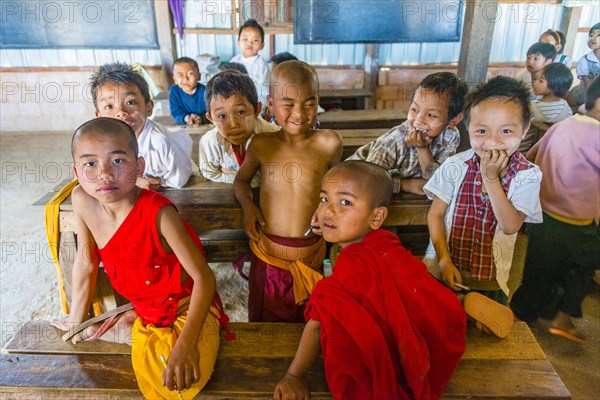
[0, 0, 158, 49]
[294, 0, 463, 44]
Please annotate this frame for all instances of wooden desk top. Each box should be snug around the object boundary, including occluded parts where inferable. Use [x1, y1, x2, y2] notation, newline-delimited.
[318, 109, 406, 129]
[319, 88, 373, 98]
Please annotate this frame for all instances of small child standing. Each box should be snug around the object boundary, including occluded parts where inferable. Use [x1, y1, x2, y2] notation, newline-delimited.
[516, 42, 557, 94]
[539, 29, 572, 67]
[230, 19, 270, 109]
[234, 60, 343, 323]
[347, 72, 467, 195]
[424, 76, 543, 311]
[511, 77, 600, 345]
[200, 70, 279, 183]
[273, 161, 466, 400]
[531, 63, 573, 123]
[568, 22, 600, 106]
[169, 57, 208, 126]
[52, 118, 229, 399]
[92, 62, 194, 189]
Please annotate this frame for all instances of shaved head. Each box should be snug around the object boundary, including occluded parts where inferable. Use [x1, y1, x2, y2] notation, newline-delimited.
[71, 117, 138, 160]
[270, 60, 319, 97]
[325, 161, 393, 207]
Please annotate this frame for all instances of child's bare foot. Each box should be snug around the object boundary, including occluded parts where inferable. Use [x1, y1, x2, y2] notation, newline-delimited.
[464, 292, 514, 338]
[548, 311, 586, 345]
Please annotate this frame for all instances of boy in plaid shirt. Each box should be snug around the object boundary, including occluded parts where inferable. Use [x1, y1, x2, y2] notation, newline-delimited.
[424, 77, 543, 310]
[348, 72, 467, 195]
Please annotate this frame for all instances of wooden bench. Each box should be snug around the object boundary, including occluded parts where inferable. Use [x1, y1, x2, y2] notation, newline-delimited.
[0, 321, 570, 399]
[318, 109, 406, 129]
[319, 88, 373, 110]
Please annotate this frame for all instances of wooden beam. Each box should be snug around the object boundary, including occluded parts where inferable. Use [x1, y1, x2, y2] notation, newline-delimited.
[154, 0, 175, 89]
[457, 0, 499, 87]
[561, 6, 583, 58]
[363, 44, 379, 110]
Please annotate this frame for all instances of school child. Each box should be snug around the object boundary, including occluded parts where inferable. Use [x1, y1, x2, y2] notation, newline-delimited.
[273, 161, 467, 400]
[348, 72, 467, 195]
[568, 22, 600, 106]
[230, 19, 270, 108]
[51, 118, 230, 399]
[270, 51, 298, 69]
[424, 76, 543, 317]
[169, 57, 208, 126]
[539, 29, 572, 67]
[511, 77, 600, 345]
[91, 62, 194, 189]
[531, 63, 574, 123]
[233, 60, 343, 322]
[199, 70, 279, 183]
[217, 62, 248, 74]
[516, 42, 557, 94]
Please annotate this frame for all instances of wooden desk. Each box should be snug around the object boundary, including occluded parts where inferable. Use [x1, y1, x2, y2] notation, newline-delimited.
[319, 88, 373, 110]
[0, 321, 570, 399]
[318, 109, 406, 130]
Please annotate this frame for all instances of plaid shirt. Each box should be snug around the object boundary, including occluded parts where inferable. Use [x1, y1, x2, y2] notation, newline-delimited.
[448, 152, 532, 281]
[347, 121, 460, 192]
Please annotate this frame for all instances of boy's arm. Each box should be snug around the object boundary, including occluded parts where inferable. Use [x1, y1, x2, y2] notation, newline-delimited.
[481, 150, 526, 235]
[159, 139, 193, 189]
[157, 205, 216, 392]
[198, 136, 234, 183]
[233, 141, 264, 241]
[428, 196, 462, 291]
[168, 86, 188, 125]
[273, 319, 321, 400]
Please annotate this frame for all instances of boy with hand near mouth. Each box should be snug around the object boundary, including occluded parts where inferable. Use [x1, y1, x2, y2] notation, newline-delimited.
[348, 72, 467, 195]
[169, 57, 208, 126]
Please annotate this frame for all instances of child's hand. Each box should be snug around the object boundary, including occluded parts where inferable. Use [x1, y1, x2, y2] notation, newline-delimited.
[163, 341, 200, 391]
[273, 372, 310, 400]
[308, 212, 323, 236]
[136, 175, 162, 190]
[50, 315, 84, 344]
[185, 113, 202, 126]
[480, 150, 509, 183]
[243, 204, 266, 241]
[400, 178, 427, 195]
[405, 129, 432, 148]
[439, 259, 463, 292]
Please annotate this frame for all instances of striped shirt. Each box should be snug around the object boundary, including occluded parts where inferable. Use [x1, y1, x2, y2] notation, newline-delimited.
[531, 99, 572, 124]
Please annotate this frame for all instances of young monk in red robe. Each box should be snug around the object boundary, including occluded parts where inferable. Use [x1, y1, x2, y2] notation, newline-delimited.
[274, 160, 467, 400]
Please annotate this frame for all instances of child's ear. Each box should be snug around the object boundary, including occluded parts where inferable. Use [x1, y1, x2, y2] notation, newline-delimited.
[255, 101, 263, 116]
[448, 112, 464, 127]
[544, 58, 553, 66]
[522, 122, 531, 138]
[205, 112, 214, 124]
[267, 95, 274, 109]
[95, 111, 101, 118]
[72, 164, 79, 179]
[370, 207, 388, 230]
[556, 43, 563, 53]
[146, 100, 154, 116]
[136, 156, 146, 176]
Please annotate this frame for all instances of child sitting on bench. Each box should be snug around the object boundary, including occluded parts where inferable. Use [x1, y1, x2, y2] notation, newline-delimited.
[274, 161, 466, 399]
[51, 118, 229, 399]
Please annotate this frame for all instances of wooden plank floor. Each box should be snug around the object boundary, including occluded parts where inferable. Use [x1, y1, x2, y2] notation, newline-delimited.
[1, 321, 570, 399]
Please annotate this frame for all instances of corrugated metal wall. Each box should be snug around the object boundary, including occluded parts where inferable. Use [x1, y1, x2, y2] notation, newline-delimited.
[1, 1, 597, 67]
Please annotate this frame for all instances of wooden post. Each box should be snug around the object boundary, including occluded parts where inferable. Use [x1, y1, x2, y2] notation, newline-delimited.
[457, 0, 498, 88]
[154, 0, 176, 89]
[363, 43, 379, 110]
[560, 6, 582, 60]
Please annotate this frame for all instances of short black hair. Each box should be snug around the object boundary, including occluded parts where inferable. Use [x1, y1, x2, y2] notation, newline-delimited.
[205, 70, 258, 113]
[415, 72, 468, 120]
[90, 62, 151, 112]
[326, 161, 393, 207]
[71, 117, 138, 160]
[542, 63, 573, 98]
[464, 76, 531, 128]
[218, 62, 248, 74]
[238, 19, 264, 42]
[526, 42, 557, 61]
[585, 76, 600, 111]
[271, 52, 298, 65]
[540, 29, 566, 54]
[590, 22, 600, 35]
[173, 57, 199, 72]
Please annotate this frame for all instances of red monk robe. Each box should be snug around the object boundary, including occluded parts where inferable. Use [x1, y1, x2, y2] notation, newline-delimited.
[306, 229, 466, 400]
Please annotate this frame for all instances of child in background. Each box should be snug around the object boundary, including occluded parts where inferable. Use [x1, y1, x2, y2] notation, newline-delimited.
[569, 22, 600, 106]
[348, 72, 467, 195]
[200, 70, 279, 183]
[217, 62, 248, 74]
[273, 161, 466, 400]
[516, 42, 557, 95]
[270, 51, 298, 69]
[511, 77, 600, 345]
[424, 77, 542, 320]
[539, 29, 572, 67]
[92, 62, 194, 189]
[52, 118, 228, 399]
[531, 63, 573, 123]
[230, 19, 270, 109]
[234, 60, 343, 322]
[169, 57, 208, 126]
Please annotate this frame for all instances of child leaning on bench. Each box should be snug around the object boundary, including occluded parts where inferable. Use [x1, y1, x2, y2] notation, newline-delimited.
[169, 56, 208, 126]
[424, 77, 543, 337]
[233, 60, 343, 323]
[274, 161, 466, 400]
[92, 62, 195, 189]
[51, 118, 231, 399]
[199, 70, 279, 183]
[347, 72, 467, 195]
